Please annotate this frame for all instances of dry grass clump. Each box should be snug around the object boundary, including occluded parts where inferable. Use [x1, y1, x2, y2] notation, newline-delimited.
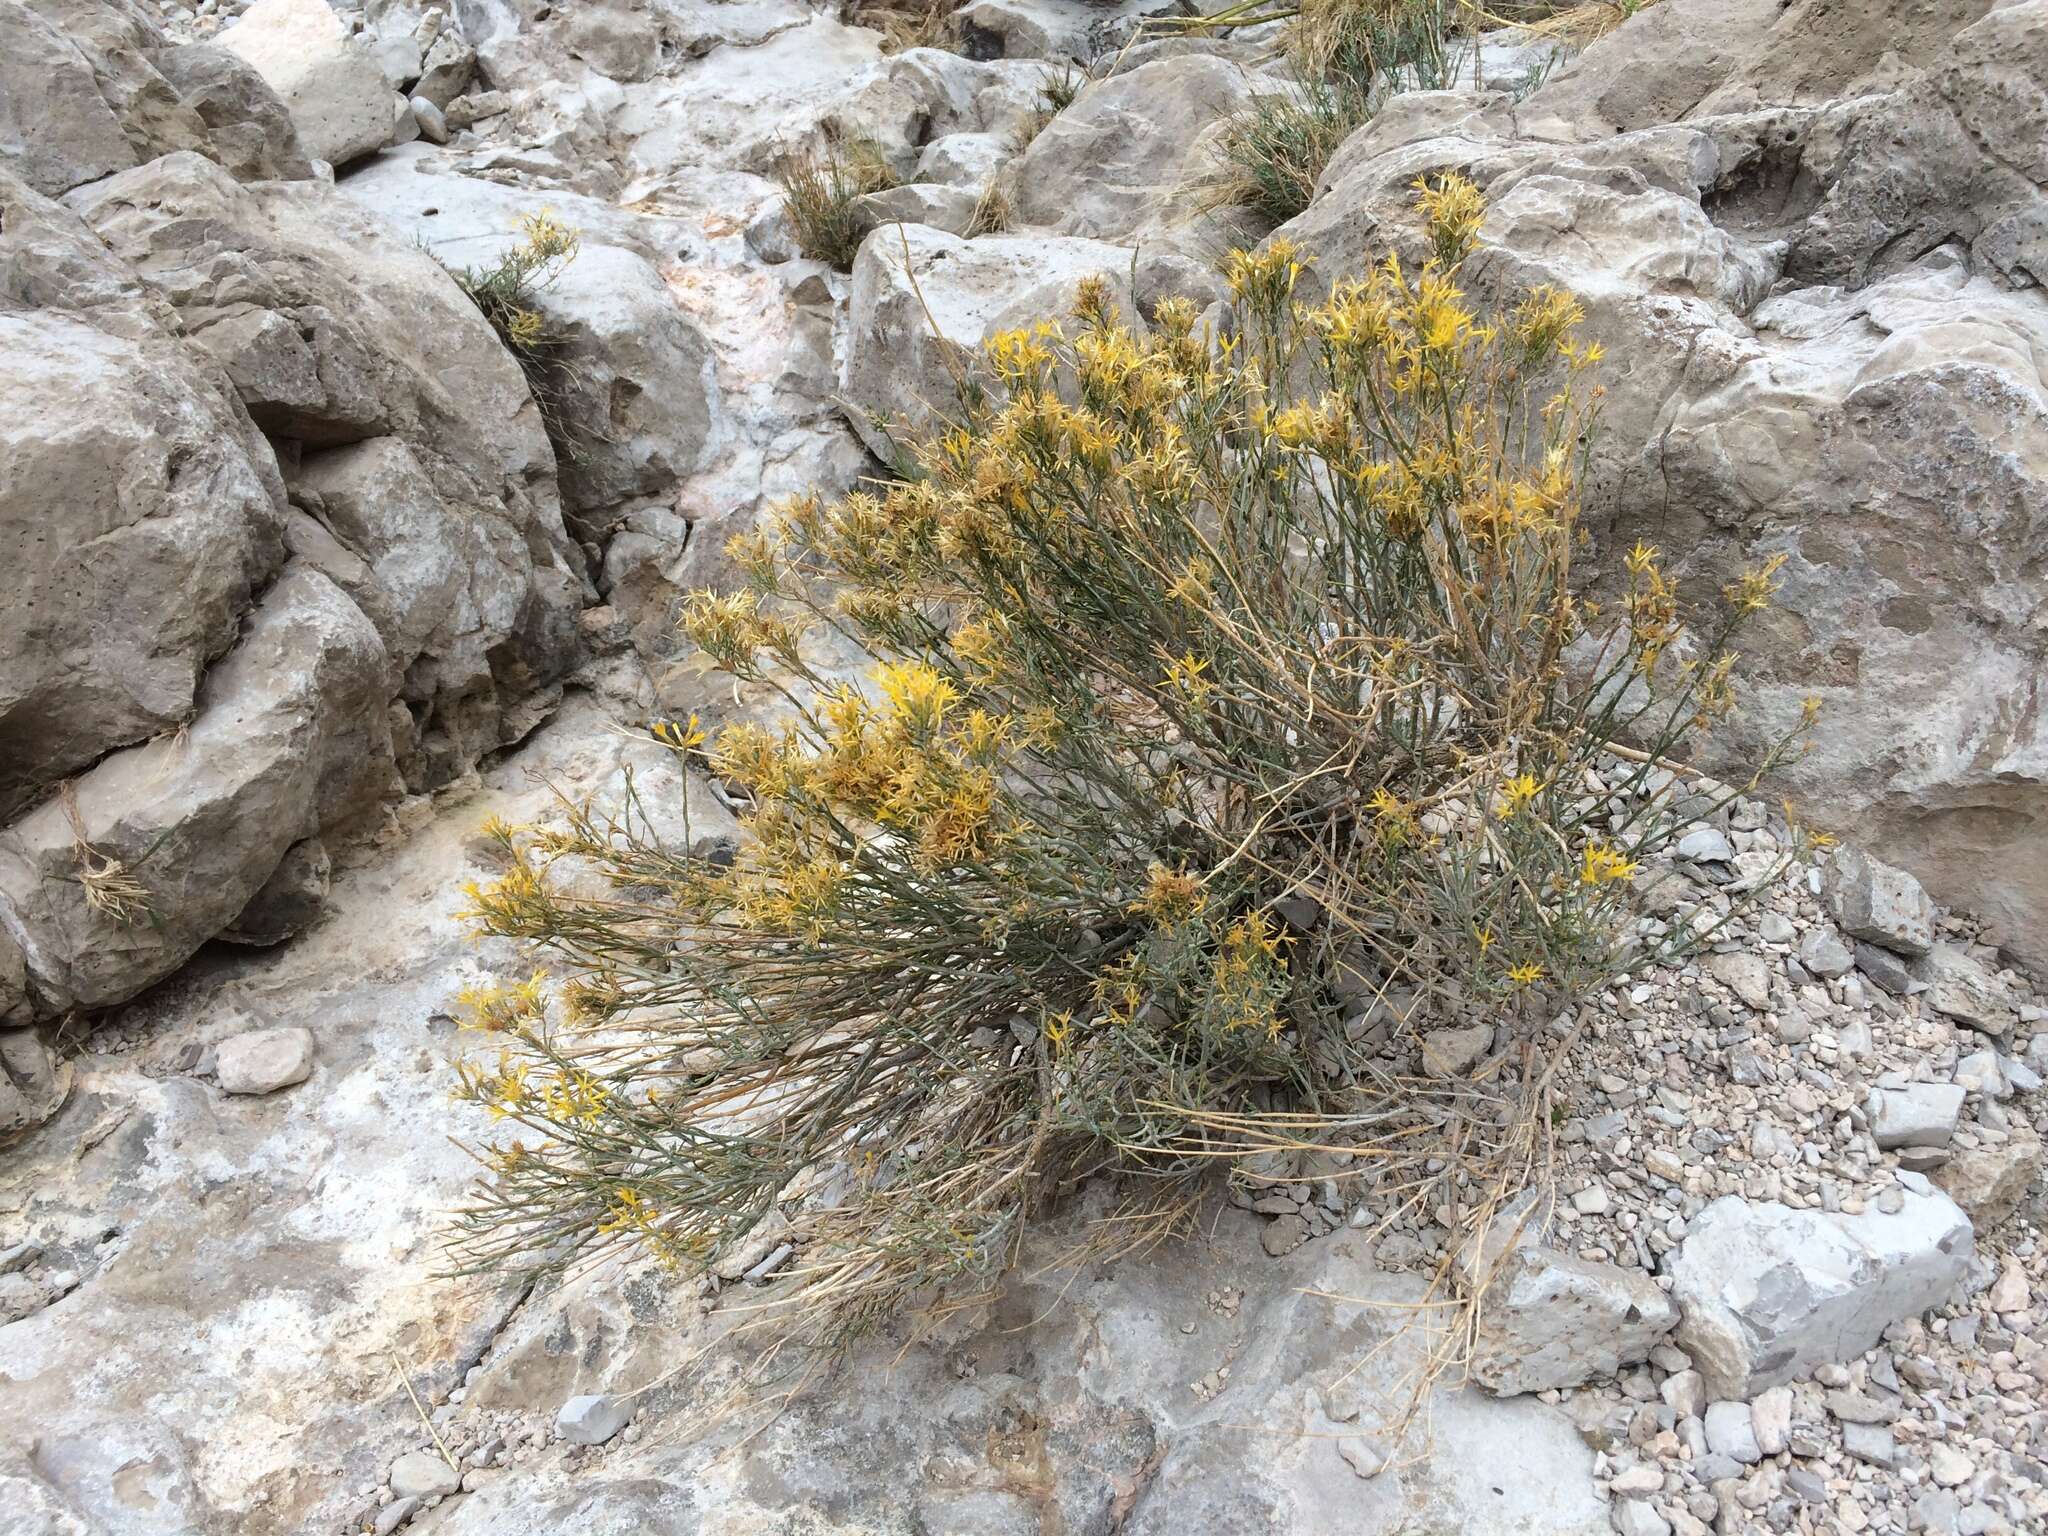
[846, 0, 969, 51]
[1013, 62, 1087, 152]
[775, 138, 900, 271]
[966, 180, 1013, 235]
[447, 178, 1809, 1361]
[1208, 0, 1458, 223]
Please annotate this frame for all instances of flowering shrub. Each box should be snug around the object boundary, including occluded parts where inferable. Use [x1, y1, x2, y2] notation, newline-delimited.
[449, 178, 1807, 1347]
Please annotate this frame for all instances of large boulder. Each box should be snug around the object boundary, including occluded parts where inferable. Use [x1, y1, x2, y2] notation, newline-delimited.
[1665, 1188, 1975, 1399]
[840, 221, 1138, 460]
[1278, 17, 2048, 965]
[154, 42, 316, 183]
[68, 151, 585, 793]
[0, 175, 290, 818]
[336, 152, 723, 537]
[0, 567, 398, 1014]
[1003, 54, 1254, 240]
[217, 0, 396, 166]
[0, 0, 140, 195]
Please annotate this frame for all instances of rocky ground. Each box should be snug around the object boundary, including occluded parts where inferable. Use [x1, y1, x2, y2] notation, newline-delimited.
[2, 0, 2045, 1533]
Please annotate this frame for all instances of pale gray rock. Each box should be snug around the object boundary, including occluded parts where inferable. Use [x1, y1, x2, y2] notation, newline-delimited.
[1704, 1400, 1762, 1464]
[1827, 847, 1937, 958]
[1799, 926, 1855, 979]
[1421, 1024, 1494, 1079]
[0, 568, 399, 1014]
[1676, 825, 1735, 863]
[958, 0, 1174, 63]
[156, 43, 316, 182]
[1750, 1385, 1793, 1456]
[1867, 1083, 1966, 1149]
[1666, 1189, 1975, 1398]
[1911, 944, 2017, 1035]
[219, 0, 395, 165]
[389, 1449, 460, 1499]
[413, 30, 474, 110]
[333, 161, 719, 534]
[914, 129, 1014, 188]
[1516, 0, 1784, 140]
[556, 1392, 632, 1445]
[0, 302, 288, 819]
[0, 0, 143, 196]
[215, 1025, 315, 1094]
[1002, 55, 1252, 241]
[1470, 1245, 1678, 1395]
[0, 1027, 69, 1142]
[70, 150, 584, 796]
[445, 1214, 1612, 1536]
[840, 221, 1136, 461]
[409, 93, 447, 142]
[852, 181, 986, 238]
[1706, 952, 1773, 1011]
[1612, 1499, 1672, 1536]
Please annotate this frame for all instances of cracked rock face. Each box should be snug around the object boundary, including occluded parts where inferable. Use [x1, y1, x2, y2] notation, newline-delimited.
[1275, 1, 2048, 969]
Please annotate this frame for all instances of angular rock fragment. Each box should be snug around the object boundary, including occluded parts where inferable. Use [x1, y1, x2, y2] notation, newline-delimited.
[1666, 1189, 1974, 1398]
[1470, 1245, 1677, 1395]
[1826, 848, 1936, 958]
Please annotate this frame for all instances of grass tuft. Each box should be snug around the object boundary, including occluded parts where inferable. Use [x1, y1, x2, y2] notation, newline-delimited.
[775, 139, 901, 271]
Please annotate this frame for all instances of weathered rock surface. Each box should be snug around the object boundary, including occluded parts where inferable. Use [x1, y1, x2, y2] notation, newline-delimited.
[1471, 1244, 1679, 1395]
[1002, 54, 1253, 242]
[841, 221, 1137, 459]
[1666, 1188, 1976, 1398]
[218, 0, 396, 166]
[1277, 4, 2048, 967]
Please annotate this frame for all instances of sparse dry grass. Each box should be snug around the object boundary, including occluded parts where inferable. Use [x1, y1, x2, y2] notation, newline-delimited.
[774, 139, 901, 271]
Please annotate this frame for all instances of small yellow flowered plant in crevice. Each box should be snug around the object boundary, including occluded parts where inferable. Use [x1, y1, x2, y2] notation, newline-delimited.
[443, 175, 1813, 1362]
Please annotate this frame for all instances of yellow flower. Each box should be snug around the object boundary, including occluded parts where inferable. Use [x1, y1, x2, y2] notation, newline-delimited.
[876, 659, 959, 730]
[652, 713, 707, 752]
[1578, 843, 1641, 886]
[1723, 553, 1789, 614]
[1495, 773, 1542, 819]
[1159, 650, 1212, 704]
[1506, 961, 1544, 986]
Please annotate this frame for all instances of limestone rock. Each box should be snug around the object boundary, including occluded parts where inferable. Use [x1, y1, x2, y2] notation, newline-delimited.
[215, 1025, 316, 1095]
[1421, 1024, 1494, 1079]
[852, 181, 987, 238]
[0, 568, 399, 1014]
[1515, 0, 1785, 139]
[1470, 1244, 1678, 1395]
[0, 0, 139, 196]
[957, 0, 1173, 63]
[0, 303, 288, 820]
[840, 221, 1136, 461]
[556, 1393, 632, 1446]
[155, 42, 316, 182]
[1826, 848, 1936, 958]
[1666, 1189, 1975, 1398]
[1932, 1130, 2041, 1227]
[1002, 54, 1253, 241]
[1911, 943, 2018, 1036]
[71, 150, 584, 793]
[0, 1027, 69, 1143]
[1867, 1083, 1967, 1149]
[388, 1449, 460, 1499]
[219, 0, 395, 166]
